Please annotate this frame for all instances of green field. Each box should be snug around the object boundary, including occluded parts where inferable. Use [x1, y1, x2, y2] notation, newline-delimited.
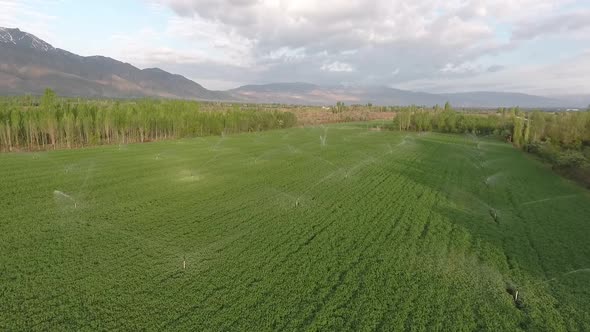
[1, 124, 589, 330]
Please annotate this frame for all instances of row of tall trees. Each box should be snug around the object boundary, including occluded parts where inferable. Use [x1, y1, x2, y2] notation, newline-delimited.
[512, 111, 590, 149]
[515, 111, 590, 175]
[0, 90, 297, 152]
[393, 105, 590, 147]
[393, 107, 512, 136]
[392, 103, 590, 185]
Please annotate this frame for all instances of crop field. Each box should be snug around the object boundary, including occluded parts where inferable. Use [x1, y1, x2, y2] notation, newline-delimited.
[1, 123, 589, 330]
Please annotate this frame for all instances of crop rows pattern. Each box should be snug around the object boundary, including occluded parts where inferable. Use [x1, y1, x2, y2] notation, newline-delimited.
[1, 124, 589, 330]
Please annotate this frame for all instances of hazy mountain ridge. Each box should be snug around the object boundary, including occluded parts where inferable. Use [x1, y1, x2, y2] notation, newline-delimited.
[0, 27, 230, 100]
[230, 83, 574, 108]
[440, 91, 569, 109]
[0, 27, 585, 108]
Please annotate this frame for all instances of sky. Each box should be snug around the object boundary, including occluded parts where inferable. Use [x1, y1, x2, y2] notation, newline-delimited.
[1, 0, 589, 95]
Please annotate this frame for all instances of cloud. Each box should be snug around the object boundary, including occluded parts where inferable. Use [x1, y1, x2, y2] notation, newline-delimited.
[486, 65, 505, 73]
[144, 0, 523, 86]
[5, 0, 587, 93]
[321, 61, 354, 72]
[99, 29, 216, 66]
[0, 0, 59, 42]
[395, 49, 590, 95]
[265, 47, 307, 62]
[440, 62, 480, 74]
[512, 9, 590, 40]
[18, 0, 577, 93]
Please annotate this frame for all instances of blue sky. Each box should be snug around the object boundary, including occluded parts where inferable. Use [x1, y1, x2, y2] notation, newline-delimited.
[2, 0, 589, 95]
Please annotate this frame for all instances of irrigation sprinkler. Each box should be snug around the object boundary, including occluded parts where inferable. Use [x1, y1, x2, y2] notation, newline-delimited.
[484, 172, 503, 187]
[54, 190, 78, 209]
[506, 283, 525, 309]
[509, 268, 590, 307]
[488, 208, 500, 224]
[319, 127, 329, 147]
[521, 194, 578, 206]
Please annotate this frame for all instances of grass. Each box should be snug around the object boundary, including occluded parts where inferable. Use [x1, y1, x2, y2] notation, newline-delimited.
[1, 123, 589, 330]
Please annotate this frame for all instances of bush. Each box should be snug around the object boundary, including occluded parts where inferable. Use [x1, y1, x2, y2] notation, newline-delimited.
[554, 150, 588, 169]
[525, 142, 559, 163]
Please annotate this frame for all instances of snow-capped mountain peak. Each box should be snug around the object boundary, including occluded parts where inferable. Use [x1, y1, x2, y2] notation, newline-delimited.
[0, 27, 16, 44]
[0, 27, 55, 52]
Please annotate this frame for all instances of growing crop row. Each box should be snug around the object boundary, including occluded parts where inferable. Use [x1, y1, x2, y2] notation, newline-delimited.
[1, 124, 589, 330]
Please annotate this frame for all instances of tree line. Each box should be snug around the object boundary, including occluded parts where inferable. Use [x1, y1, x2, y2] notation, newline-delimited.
[0, 90, 297, 152]
[392, 104, 590, 186]
[393, 104, 512, 135]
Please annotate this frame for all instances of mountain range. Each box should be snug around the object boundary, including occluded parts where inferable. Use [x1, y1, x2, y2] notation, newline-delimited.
[0, 27, 229, 100]
[0, 27, 586, 108]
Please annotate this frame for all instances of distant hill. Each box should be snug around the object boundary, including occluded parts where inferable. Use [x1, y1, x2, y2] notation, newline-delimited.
[0, 27, 230, 100]
[229, 83, 571, 108]
[229, 83, 447, 106]
[441, 91, 568, 109]
[0, 27, 581, 108]
[552, 95, 590, 110]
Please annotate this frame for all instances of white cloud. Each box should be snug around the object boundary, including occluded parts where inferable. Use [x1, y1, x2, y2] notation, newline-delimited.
[341, 49, 358, 56]
[145, 0, 520, 83]
[265, 47, 306, 62]
[140, 0, 589, 93]
[512, 9, 590, 40]
[440, 62, 480, 74]
[321, 61, 354, 72]
[98, 30, 212, 66]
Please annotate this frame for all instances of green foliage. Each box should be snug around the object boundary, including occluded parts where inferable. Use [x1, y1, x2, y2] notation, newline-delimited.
[529, 111, 546, 142]
[527, 142, 588, 168]
[0, 95, 297, 151]
[444, 101, 452, 111]
[390, 107, 590, 185]
[523, 120, 531, 144]
[393, 107, 413, 131]
[1, 126, 589, 330]
[392, 107, 511, 135]
[333, 101, 347, 113]
[513, 117, 525, 147]
[555, 150, 588, 168]
[41, 88, 57, 110]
